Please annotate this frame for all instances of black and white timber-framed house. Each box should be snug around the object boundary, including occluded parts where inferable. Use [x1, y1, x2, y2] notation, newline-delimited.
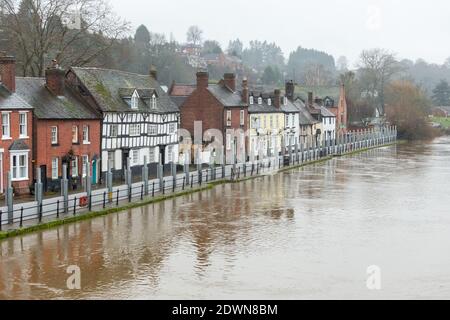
[66, 67, 180, 180]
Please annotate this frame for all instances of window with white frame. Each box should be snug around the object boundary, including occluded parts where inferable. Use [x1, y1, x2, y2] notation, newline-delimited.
[267, 98, 272, 106]
[110, 124, 118, 137]
[2, 113, 10, 138]
[169, 123, 176, 134]
[19, 113, 27, 137]
[149, 148, 155, 163]
[51, 126, 58, 144]
[107, 152, 115, 169]
[52, 157, 59, 180]
[226, 133, 232, 150]
[249, 96, 254, 105]
[240, 110, 245, 126]
[167, 145, 174, 162]
[82, 125, 90, 143]
[11, 153, 28, 181]
[130, 124, 140, 136]
[149, 125, 157, 135]
[131, 149, 139, 165]
[151, 94, 157, 109]
[226, 110, 232, 126]
[258, 97, 262, 105]
[72, 125, 79, 143]
[71, 156, 78, 177]
[131, 91, 139, 109]
[82, 155, 89, 177]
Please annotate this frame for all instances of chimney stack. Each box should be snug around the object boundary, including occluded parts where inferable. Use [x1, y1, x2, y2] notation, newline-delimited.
[0, 54, 16, 93]
[308, 92, 313, 109]
[285, 80, 295, 101]
[196, 71, 209, 89]
[274, 89, 281, 109]
[150, 66, 157, 80]
[241, 77, 248, 104]
[45, 59, 65, 96]
[223, 73, 236, 91]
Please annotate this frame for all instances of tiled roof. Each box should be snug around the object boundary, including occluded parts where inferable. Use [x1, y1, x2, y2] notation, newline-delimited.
[9, 139, 30, 151]
[70, 67, 179, 114]
[207, 84, 246, 107]
[15, 78, 100, 120]
[0, 85, 33, 110]
[318, 106, 336, 118]
[293, 100, 319, 125]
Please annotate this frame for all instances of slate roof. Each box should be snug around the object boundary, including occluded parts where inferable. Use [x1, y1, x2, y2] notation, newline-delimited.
[293, 99, 319, 125]
[207, 84, 246, 107]
[15, 78, 100, 120]
[9, 139, 30, 151]
[169, 84, 196, 97]
[70, 67, 179, 114]
[318, 105, 336, 118]
[0, 85, 33, 110]
[171, 96, 189, 108]
[248, 94, 283, 114]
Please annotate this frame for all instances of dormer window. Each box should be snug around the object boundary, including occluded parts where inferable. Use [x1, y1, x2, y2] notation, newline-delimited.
[267, 98, 272, 106]
[249, 96, 254, 105]
[284, 97, 288, 106]
[258, 97, 262, 105]
[131, 90, 139, 109]
[151, 94, 157, 109]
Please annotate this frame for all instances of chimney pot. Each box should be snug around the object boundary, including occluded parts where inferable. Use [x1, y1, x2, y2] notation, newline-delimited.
[242, 77, 248, 104]
[285, 80, 295, 101]
[308, 92, 314, 109]
[45, 61, 65, 96]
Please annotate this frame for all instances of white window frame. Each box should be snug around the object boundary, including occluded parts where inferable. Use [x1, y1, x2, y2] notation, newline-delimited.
[82, 155, 89, 177]
[110, 124, 118, 137]
[71, 156, 78, 177]
[167, 145, 174, 163]
[2, 112, 10, 140]
[169, 123, 176, 134]
[151, 94, 157, 109]
[131, 149, 140, 166]
[52, 157, 59, 180]
[226, 110, 232, 127]
[19, 112, 28, 138]
[240, 110, 245, 126]
[149, 148, 155, 163]
[226, 133, 232, 150]
[149, 125, 157, 135]
[130, 124, 141, 136]
[249, 96, 254, 105]
[82, 125, 90, 144]
[11, 151, 29, 181]
[267, 98, 272, 106]
[258, 97, 262, 105]
[131, 91, 139, 109]
[72, 125, 79, 143]
[51, 126, 58, 145]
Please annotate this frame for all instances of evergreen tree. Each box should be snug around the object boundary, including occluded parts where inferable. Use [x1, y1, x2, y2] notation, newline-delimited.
[432, 80, 450, 106]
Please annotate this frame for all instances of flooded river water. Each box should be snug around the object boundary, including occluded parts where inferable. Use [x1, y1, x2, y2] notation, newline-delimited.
[1, 137, 450, 300]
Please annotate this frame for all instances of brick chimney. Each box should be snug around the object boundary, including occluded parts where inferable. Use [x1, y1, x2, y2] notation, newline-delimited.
[223, 73, 236, 91]
[0, 54, 16, 93]
[196, 71, 209, 89]
[285, 80, 295, 101]
[308, 92, 313, 109]
[274, 89, 281, 109]
[45, 59, 66, 96]
[150, 66, 157, 80]
[241, 77, 248, 104]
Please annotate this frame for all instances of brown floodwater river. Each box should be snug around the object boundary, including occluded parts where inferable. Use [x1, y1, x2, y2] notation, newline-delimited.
[1, 137, 450, 300]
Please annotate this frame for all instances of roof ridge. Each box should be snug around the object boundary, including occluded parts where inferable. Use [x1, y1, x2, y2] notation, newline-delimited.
[72, 66, 149, 78]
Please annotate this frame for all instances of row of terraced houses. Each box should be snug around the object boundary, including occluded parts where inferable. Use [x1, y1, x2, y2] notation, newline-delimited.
[0, 53, 347, 195]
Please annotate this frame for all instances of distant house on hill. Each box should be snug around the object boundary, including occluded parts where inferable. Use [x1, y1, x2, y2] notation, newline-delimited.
[432, 106, 450, 118]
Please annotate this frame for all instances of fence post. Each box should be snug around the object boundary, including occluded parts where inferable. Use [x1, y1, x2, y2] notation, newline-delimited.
[152, 182, 155, 197]
[171, 156, 177, 193]
[221, 145, 225, 179]
[85, 161, 92, 210]
[142, 156, 149, 196]
[103, 192, 106, 209]
[158, 154, 164, 193]
[107, 159, 113, 203]
[20, 207, 23, 228]
[61, 164, 68, 214]
[116, 189, 119, 206]
[184, 160, 190, 187]
[6, 172, 13, 224]
[57, 200, 60, 218]
[0, 210, 2, 231]
[73, 197, 77, 216]
[126, 157, 132, 202]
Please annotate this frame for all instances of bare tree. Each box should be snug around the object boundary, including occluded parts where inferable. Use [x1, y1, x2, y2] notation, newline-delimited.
[358, 48, 403, 116]
[304, 63, 333, 87]
[0, 0, 129, 76]
[336, 56, 349, 72]
[186, 25, 203, 46]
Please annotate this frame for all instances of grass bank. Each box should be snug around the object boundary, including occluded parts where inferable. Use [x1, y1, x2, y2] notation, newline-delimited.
[0, 141, 400, 241]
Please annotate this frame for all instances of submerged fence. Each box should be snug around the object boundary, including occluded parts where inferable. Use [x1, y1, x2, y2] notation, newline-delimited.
[0, 127, 397, 230]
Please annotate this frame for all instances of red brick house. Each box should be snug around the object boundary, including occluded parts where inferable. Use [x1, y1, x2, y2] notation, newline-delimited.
[172, 72, 249, 163]
[326, 84, 348, 134]
[15, 63, 102, 192]
[0, 55, 34, 195]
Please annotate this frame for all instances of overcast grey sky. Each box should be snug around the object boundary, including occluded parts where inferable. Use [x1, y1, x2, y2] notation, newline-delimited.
[109, 0, 450, 66]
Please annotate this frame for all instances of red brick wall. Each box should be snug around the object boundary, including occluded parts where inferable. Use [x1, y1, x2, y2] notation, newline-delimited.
[181, 88, 224, 138]
[0, 110, 33, 194]
[34, 119, 101, 180]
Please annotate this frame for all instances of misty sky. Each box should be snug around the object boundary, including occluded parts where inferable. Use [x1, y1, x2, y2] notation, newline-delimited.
[109, 0, 450, 66]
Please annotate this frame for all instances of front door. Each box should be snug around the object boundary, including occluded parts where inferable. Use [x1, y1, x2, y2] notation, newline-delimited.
[122, 149, 130, 180]
[159, 146, 165, 165]
[92, 159, 97, 185]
